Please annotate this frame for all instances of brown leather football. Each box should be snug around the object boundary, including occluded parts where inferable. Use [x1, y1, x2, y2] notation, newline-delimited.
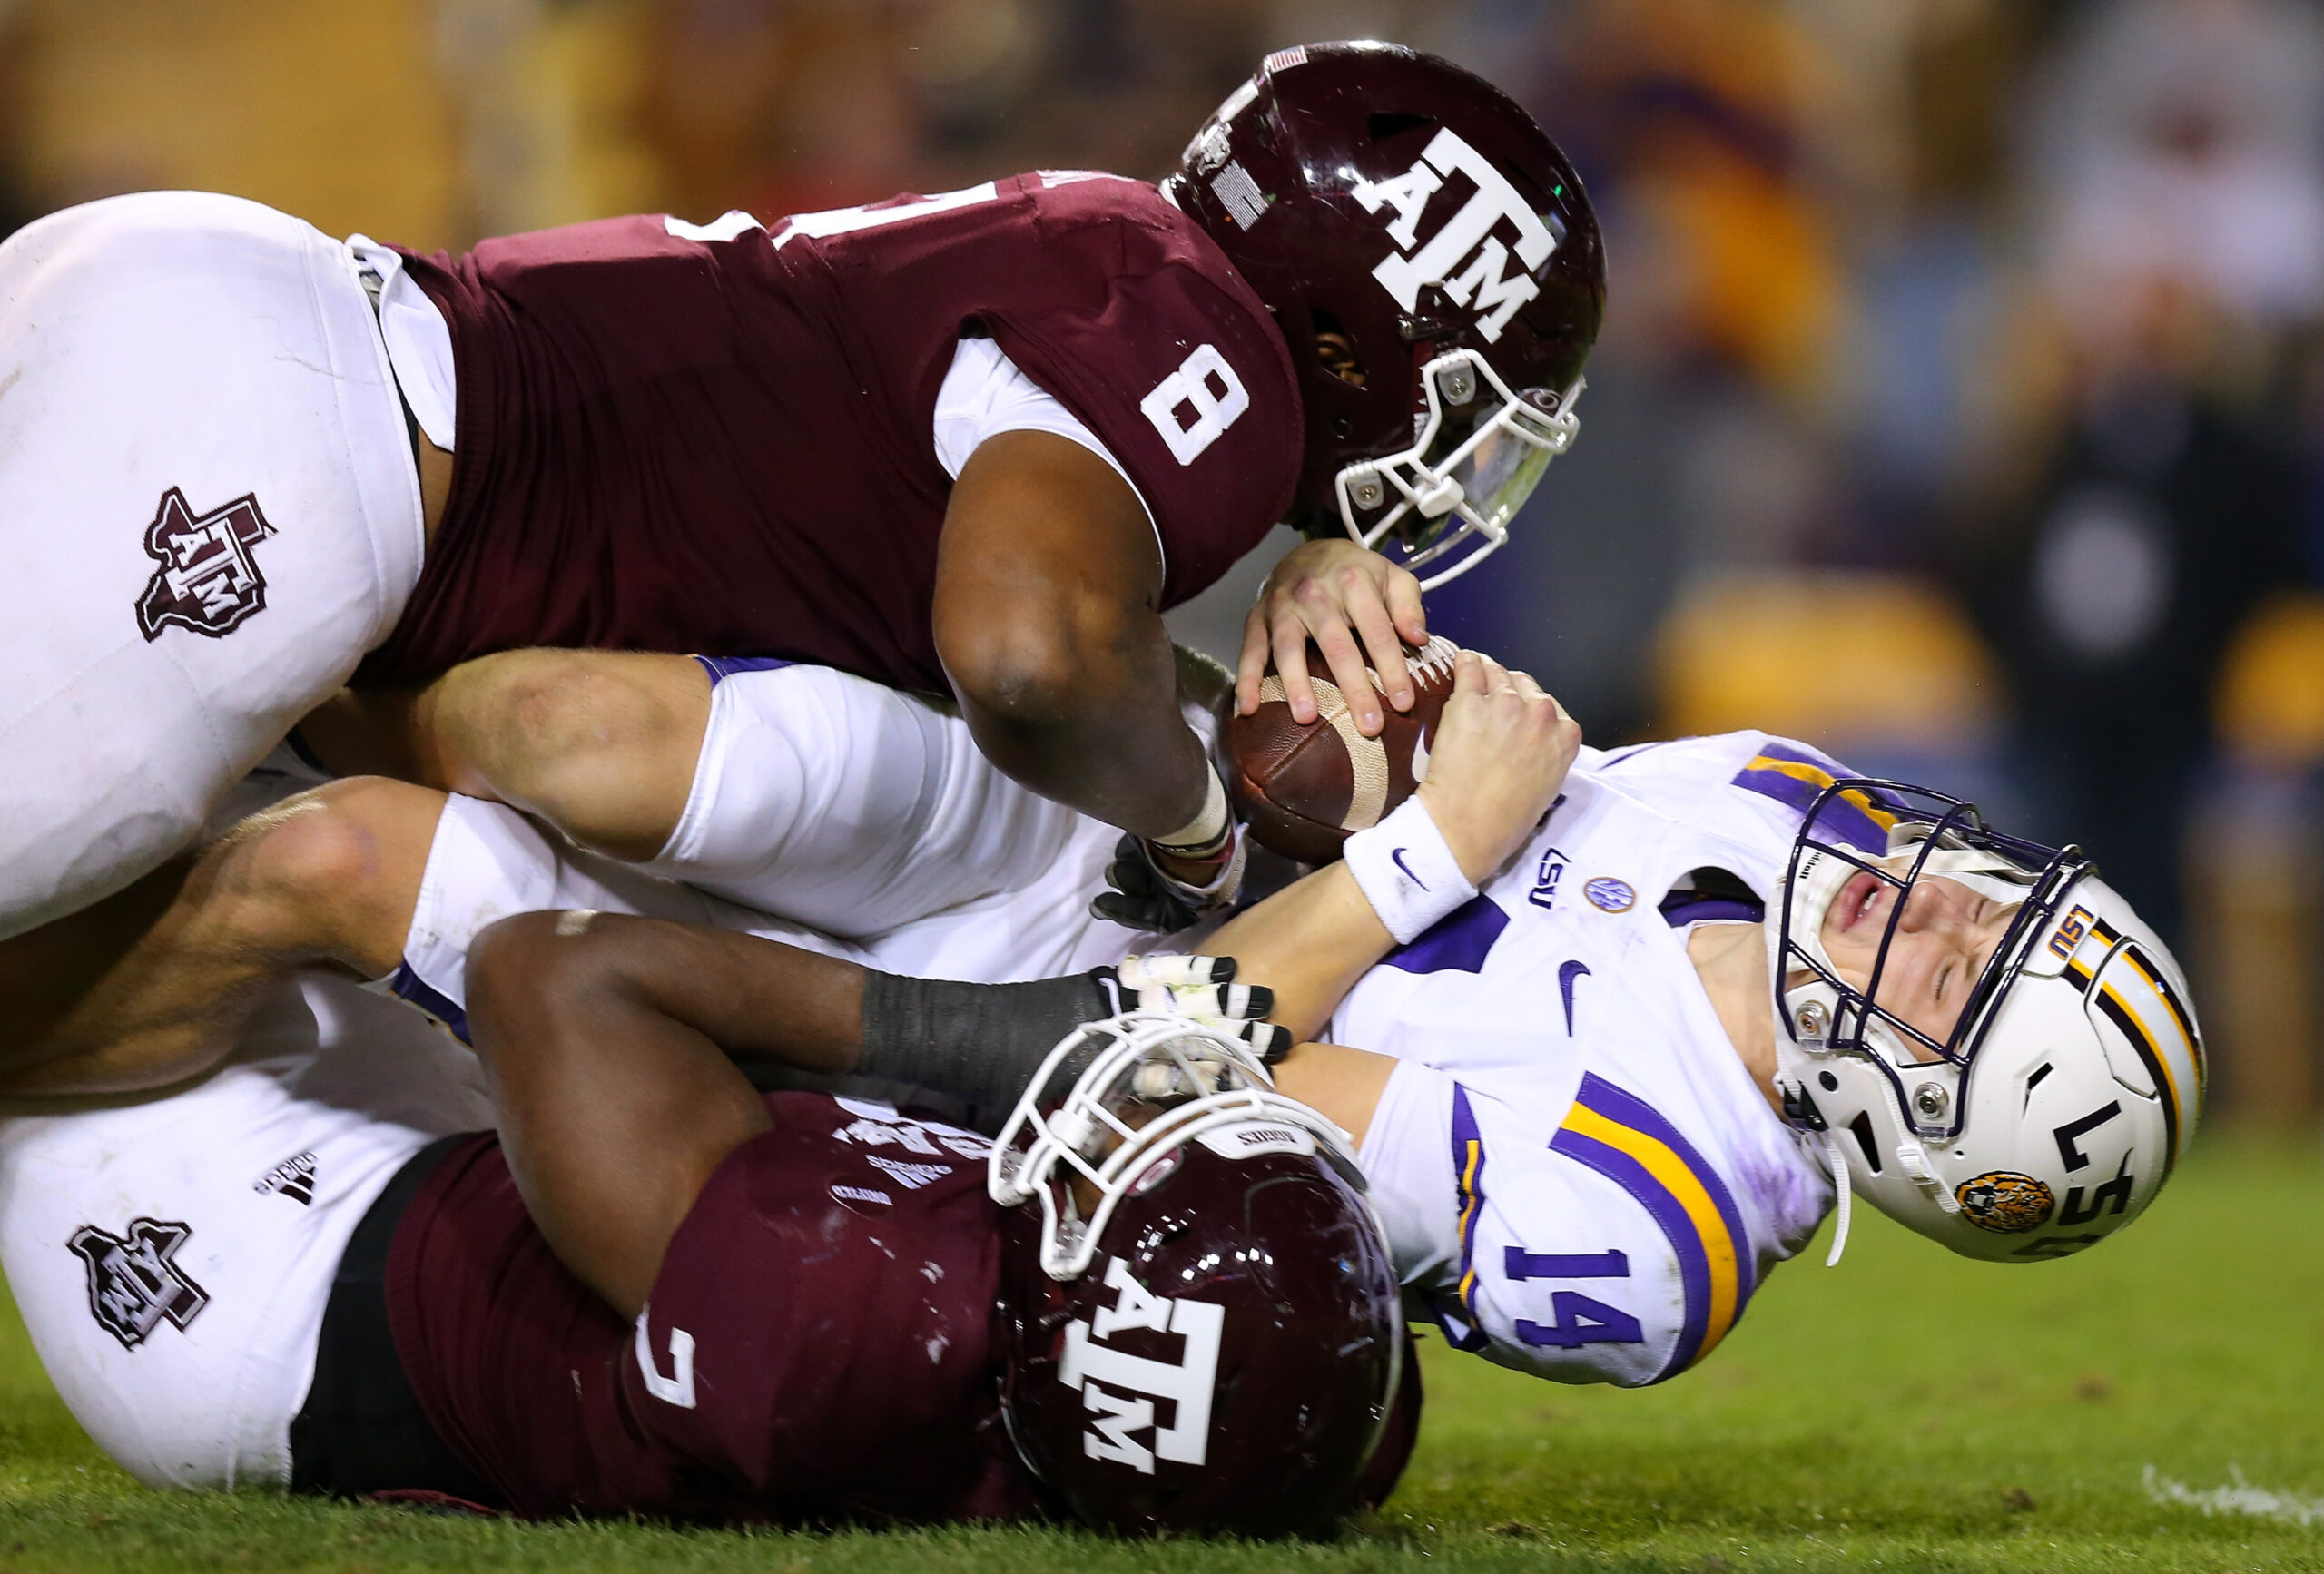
[1227, 636, 1461, 864]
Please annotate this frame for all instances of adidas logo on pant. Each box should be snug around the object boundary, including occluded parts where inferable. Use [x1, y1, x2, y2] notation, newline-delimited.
[254, 1151, 318, 1206]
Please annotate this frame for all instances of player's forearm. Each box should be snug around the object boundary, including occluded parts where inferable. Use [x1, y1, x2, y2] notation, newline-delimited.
[466, 911, 783, 1317]
[1198, 862, 1393, 1042]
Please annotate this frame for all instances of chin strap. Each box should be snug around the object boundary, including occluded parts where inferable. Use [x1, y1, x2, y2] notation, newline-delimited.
[1820, 1128, 1854, 1268]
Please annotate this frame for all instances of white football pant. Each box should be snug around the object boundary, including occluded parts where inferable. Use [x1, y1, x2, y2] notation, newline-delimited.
[639, 662, 1094, 940]
[0, 192, 422, 940]
[393, 665, 1153, 1018]
[0, 977, 488, 1489]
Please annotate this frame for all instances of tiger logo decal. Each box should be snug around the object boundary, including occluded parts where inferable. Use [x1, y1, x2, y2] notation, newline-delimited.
[1955, 1171, 2056, 1234]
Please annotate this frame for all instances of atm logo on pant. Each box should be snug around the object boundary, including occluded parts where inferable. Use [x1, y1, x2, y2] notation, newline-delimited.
[135, 487, 276, 641]
[68, 1217, 210, 1351]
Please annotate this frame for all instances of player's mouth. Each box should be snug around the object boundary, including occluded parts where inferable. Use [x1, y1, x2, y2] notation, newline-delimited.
[1833, 870, 1888, 937]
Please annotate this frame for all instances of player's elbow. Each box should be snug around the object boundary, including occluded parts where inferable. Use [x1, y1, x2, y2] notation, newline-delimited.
[466, 910, 606, 1058]
[937, 588, 1147, 729]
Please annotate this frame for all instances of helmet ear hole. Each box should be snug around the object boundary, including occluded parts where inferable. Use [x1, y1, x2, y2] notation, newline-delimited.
[1311, 310, 1364, 389]
[1847, 1111, 1883, 1174]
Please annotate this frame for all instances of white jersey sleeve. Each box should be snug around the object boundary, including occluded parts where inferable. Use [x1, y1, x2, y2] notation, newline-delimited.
[931, 336, 1163, 572]
[1434, 1076, 1768, 1387]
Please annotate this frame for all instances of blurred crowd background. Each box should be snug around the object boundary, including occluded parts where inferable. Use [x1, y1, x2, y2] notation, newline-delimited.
[3, 0, 2322, 1133]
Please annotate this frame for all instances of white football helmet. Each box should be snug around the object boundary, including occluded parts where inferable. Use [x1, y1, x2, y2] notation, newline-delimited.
[989, 1010, 1368, 1279]
[1768, 780, 2204, 1264]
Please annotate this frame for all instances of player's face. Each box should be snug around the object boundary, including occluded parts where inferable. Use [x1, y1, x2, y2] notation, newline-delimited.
[1818, 872, 2020, 1056]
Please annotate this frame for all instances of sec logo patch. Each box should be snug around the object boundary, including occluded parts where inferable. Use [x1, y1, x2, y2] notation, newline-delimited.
[1584, 878, 1636, 913]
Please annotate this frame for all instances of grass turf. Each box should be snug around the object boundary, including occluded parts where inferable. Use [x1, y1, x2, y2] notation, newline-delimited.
[0, 1138, 2318, 1571]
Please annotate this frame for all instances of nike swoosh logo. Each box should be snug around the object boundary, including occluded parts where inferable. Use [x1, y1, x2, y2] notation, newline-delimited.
[1391, 848, 1427, 890]
[1559, 959, 1591, 1036]
[1411, 729, 1431, 783]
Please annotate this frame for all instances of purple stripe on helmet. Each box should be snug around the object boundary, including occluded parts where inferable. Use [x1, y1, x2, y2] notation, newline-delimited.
[1385, 896, 1509, 974]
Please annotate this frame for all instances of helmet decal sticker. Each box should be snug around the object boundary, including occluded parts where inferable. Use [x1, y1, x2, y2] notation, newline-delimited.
[1210, 161, 1268, 229]
[1954, 1172, 2055, 1233]
[2053, 1100, 2123, 1172]
[1357, 128, 1557, 340]
[2047, 904, 2095, 961]
[1059, 1258, 1225, 1473]
[2059, 1155, 2137, 1226]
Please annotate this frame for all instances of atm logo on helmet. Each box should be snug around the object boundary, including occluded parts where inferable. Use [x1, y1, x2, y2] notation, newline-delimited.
[1059, 1257, 1225, 1475]
[1354, 128, 1558, 342]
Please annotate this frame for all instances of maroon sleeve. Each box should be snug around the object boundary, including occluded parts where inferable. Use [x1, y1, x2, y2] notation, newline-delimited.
[973, 175, 1305, 605]
[386, 1098, 1037, 1524]
[620, 1102, 1031, 1521]
[357, 175, 1299, 694]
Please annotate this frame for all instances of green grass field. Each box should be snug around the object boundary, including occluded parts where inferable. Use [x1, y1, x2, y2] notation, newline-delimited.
[1, 1138, 2319, 1572]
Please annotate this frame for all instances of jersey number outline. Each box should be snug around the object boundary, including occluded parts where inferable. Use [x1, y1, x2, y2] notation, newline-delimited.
[1141, 345, 1250, 465]
[1503, 1246, 1646, 1352]
[635, 1304, 698, 1409]
[769, 182, 1002, 250]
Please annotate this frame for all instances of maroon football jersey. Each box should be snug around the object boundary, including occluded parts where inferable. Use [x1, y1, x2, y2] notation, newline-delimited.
[382, 1094, 1039, 1523]
[356, 172, 1303, 694]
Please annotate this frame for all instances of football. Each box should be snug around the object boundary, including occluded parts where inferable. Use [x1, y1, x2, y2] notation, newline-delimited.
[1227, 635, 1462, 864]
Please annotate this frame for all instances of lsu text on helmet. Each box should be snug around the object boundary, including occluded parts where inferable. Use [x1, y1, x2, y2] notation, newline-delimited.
[1164, 40, 1606, 587]
[1769, 780, 2204, 1264]
[990, 1013, 1409, 1535]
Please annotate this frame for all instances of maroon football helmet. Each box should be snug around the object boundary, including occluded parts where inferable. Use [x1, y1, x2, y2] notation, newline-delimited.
[989, 1014, 1409, 1536]
[1165, 41, 1605, 586]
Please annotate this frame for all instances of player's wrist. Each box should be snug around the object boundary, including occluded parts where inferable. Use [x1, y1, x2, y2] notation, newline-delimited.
[1343, 794, 1478, 944]
[1413, 782, 1506, 887]
[1152, 768, 1231, 856]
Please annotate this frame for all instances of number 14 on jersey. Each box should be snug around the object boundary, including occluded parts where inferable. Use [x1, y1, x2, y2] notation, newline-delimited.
[1503, 1247, 1643, 1350]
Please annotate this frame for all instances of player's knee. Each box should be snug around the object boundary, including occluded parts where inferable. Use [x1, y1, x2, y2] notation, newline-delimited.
[222, 778, 438, 948]
[467, 910, 622, 1047]
[451, 653, 704, 843]
[470, 654, 641, 763]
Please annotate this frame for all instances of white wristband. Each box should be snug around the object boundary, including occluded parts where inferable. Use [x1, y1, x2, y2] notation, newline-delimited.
[1155, 768, 1231, 853]
[1344, 795, 1477, 944]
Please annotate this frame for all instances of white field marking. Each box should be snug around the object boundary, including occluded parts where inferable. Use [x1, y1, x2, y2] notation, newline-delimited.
[2144, 1464, 2324, 1527]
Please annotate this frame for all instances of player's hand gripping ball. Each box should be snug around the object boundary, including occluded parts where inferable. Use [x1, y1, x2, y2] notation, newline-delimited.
[1227, 635, 1462, 863]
